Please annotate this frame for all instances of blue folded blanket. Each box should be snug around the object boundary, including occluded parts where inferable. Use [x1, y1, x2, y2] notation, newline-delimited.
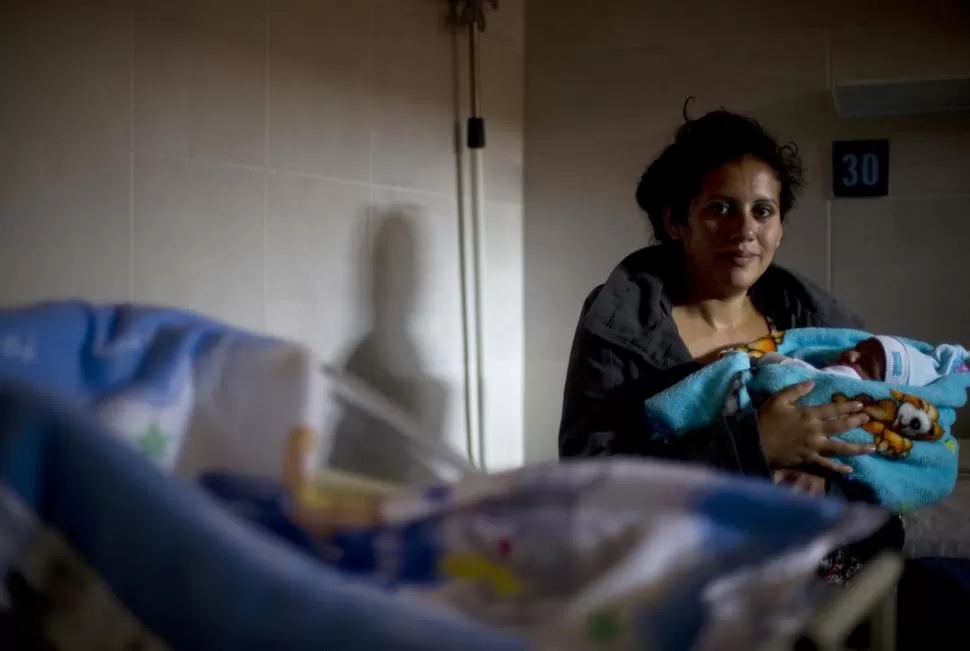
[644, 328, 969, 512]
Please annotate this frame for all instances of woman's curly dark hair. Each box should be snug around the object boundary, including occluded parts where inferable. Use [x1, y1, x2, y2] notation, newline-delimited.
[635, 104, 804, 246]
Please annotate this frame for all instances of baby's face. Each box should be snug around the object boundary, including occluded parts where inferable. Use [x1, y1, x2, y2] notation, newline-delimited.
[835, 338, 885, 381]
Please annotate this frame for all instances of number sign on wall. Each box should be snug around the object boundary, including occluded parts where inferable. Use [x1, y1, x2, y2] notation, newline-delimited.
[832, 140, 890, 197]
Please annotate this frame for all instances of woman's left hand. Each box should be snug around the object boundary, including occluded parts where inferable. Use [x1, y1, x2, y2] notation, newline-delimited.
[773, 469, 826, 496]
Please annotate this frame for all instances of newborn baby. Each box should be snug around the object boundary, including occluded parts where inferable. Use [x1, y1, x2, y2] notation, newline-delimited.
[764, 335, 954, 387]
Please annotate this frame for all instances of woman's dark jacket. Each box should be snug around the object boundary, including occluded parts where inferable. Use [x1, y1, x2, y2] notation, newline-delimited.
[558, 245, 864, 475]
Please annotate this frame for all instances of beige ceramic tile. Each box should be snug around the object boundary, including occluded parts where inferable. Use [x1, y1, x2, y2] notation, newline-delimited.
[0, 0, 130, 155]
[525, 0, 606, 52]
[524, 146, 650, 372]
[749, 93, 834, 147]
[0, 148, 130, 306]
[526, 46, 648, 145]
[772, 197, 830, 292]
[526, 0, 879, 53]
[436, 368, 470, 469]
[830, 21, 970, 83]
[890, 130, 970, 197]
[325, 364, 467, 483]
[368, 186, 465, 376]
[326, 179, 471, 478]
[479, 44, 524, 205]
[527, 30, 826, 146]
[265, 172, 370, 361]
[267, 0, 370, 182]
[829, 105, 970, 145]
[483, 355, 525, 469]
[768, 136, 831, 289]
[832, 197, 970, 344]
[482, 201, 524, 469]
[523, 359, 566, 463]
[484, 0, 525, 48]
[370, 0, 461, 195]
[482, 201, 524, 363]
[132, 156, 264, 329]
[134, 0, 265, 165]
[523, 136, 652, 310]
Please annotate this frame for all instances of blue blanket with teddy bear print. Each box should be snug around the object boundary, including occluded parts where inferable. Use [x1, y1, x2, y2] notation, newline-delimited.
[644, 327, 968, 512]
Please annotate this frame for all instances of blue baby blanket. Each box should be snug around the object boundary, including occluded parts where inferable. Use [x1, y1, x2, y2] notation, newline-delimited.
[644, 328, 969, 512]
[0, 301, 325, 479]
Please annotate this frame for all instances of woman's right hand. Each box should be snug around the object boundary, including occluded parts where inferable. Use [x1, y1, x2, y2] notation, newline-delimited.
[757, 381, 876, 473]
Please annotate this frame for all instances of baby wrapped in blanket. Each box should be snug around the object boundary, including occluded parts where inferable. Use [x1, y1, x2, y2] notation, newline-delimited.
[644, 328, 970, 512]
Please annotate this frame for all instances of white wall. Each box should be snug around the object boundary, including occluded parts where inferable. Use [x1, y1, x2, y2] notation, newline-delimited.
[0, 0, 525, 473]
[7, 0, 968, 470]
[524, 0, 970, 462]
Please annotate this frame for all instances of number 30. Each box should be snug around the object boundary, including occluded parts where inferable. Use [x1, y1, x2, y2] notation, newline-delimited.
[842, 153, 879, 187]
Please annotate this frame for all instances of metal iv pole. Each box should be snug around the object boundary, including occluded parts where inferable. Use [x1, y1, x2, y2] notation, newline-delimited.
[452, 0, 496, 471]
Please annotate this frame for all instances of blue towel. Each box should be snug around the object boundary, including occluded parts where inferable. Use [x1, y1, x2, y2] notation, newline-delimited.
[644, 328, 968, 512]
[0, 300, 271, 405]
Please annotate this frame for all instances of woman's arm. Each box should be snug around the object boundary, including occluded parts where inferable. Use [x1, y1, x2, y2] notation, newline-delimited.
[558, 296, 772, 477]
[557, 331, 646, 458]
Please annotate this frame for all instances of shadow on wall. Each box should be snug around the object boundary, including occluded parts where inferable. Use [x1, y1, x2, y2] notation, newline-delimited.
[327, 209, 449, 485]
[326, 9, 468, 479]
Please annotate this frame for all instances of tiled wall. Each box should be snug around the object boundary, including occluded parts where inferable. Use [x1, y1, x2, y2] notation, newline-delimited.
[524, 0, 970, 461]
[0, 0, 525, 472]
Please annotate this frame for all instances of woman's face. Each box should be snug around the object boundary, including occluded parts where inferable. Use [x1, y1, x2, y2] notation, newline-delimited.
[666, 156, 784, 297]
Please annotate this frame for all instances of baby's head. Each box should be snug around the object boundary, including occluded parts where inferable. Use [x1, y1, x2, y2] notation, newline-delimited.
[835, 335, 914, 383]
[835, 338, 886, 381]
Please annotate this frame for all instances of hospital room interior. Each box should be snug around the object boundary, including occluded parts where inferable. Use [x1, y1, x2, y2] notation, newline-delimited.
[1, 0, 970, 649]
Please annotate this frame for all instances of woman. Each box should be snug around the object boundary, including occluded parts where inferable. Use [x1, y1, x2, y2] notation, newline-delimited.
[559, 108, 877, 496]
